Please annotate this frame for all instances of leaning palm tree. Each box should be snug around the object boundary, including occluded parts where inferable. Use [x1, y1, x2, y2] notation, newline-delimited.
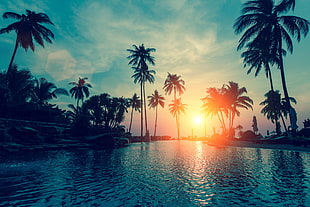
[169, 98, 187, 139]
[128, 93, 141, 133]
[0, 10, 54, 75]
[31, 77, 68, 106]
[234, 0, 309, 131]
[69, 77, 92, 108]
[163, 72, 186, 101]
[201, 87, 227, 133]
[148, 90, 165, 137]
[225, 81, 253, 132]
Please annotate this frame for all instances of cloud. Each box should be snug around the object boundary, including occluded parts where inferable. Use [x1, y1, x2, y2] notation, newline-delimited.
[46, 50, 76, 81]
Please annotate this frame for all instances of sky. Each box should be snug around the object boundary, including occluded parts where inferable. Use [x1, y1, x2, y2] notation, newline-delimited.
[0, 0, 309, 137]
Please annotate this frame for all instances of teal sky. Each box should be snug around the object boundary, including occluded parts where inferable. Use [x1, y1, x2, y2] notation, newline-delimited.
[0, 0, 309, 137]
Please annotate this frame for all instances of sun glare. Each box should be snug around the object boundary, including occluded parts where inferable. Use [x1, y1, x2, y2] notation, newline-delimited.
[193, 116, 203, 125]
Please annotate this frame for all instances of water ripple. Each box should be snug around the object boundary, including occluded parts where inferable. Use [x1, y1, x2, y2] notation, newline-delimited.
[0, 141, 310, 206]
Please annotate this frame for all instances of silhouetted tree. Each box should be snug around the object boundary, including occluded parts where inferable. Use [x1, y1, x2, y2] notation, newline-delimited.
[0, 10, 54, 75]
[127, 44, 156, 138]
[225, 81, 253, 132]
[169, 98, 187, 139]
[148, 90, 165, 137]
[31, 77, 68, 106]
[84, 93, 129, 129]
[69, 77, 92, 108]
[241, 44, 278, 91]
[201, 87, 227, 132]
[0, 64, 35, 104]
[202, 82, 253, 136]
[234, 0, 309, 131]
[128, 93, 141, 133]
[163, 72, 186, 101]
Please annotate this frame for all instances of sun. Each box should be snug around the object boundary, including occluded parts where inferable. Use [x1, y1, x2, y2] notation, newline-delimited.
[193, 116, 203, 125]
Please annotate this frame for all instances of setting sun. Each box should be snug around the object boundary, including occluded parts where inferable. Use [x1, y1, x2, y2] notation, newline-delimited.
[193, 116, 203, 125]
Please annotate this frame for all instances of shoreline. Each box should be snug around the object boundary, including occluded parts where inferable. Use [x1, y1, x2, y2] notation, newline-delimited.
[215, 140, 310, 153]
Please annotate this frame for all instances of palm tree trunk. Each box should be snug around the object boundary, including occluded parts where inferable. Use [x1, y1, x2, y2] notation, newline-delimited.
[76, 99, 80, 109]
[128, 107, 134, 133]
[280, 113, 288, 133]
[174, 89, 176, 101]
[7, 38, 19, 77]
[231, 111, 236, 136]
[278, 43, 297, 132]
[143, 82, 149, 140]
[176, 113, 180, 139]
[266, 63, 274, 92]
[228, 110, 232, 132]
[217, 113, 225, 134]
[140, 82, 144, 140]
[219, 111, 226, 133]
[154, 105, 158, 137]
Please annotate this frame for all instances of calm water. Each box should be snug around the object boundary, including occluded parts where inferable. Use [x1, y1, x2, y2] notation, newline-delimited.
[0, 141, 309, 206]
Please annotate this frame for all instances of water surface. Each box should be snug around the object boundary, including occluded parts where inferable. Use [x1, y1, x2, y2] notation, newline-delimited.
[0, 141, 309, 206]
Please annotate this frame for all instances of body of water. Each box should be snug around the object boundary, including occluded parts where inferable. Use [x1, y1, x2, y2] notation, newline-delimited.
[0, 141, 309, 206]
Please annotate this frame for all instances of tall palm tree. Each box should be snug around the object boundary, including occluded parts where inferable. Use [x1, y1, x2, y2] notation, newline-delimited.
[225, 81, 253, 131]
[241, 44, 279, 91]
[169, 98, 187, 139]
[148, 90, 165, 137]
[163, 72, 186, 101]
[128, 93, 141, 133]
[69, 77, 92, 108]
[127, 44, 156, 69]
[131, 66, 155, 139]
[0, 10, 54, 75]
[32, 77, 68, 106]
[127, 44, 156, 138]
[234, 0, 309, 131]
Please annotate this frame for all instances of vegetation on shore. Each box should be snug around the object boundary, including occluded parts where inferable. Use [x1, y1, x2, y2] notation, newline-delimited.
[0, 0, 309, 149]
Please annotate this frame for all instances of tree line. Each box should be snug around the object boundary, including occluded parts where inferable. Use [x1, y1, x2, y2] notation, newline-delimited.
[0, 0, 309, 140]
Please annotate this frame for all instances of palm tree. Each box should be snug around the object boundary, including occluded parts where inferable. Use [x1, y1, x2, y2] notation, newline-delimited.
[163, 72, 186, 101]
[127, 44, 156, 138]
[225, 81, 253, 132]
[201, 82, 253, 136]
[2, 64, 35, 104]
[241, 44, 279, 91]
[0, 10, 54, 75]
[84, 94, 129, 129]
[148, 90, 165, 137]
[128, 93, 141, 133]
[201, 87, 227, 132]
[69, 77, 92, 108]
[131, 66, 155, 139]
[234, 0, 309, 131]
[260, 90, 284, 135]
[127, 44, 156, 69]
[31, 78, 68, 106]
[169, 98, 187, 139]
[66, 104, 81, 124]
